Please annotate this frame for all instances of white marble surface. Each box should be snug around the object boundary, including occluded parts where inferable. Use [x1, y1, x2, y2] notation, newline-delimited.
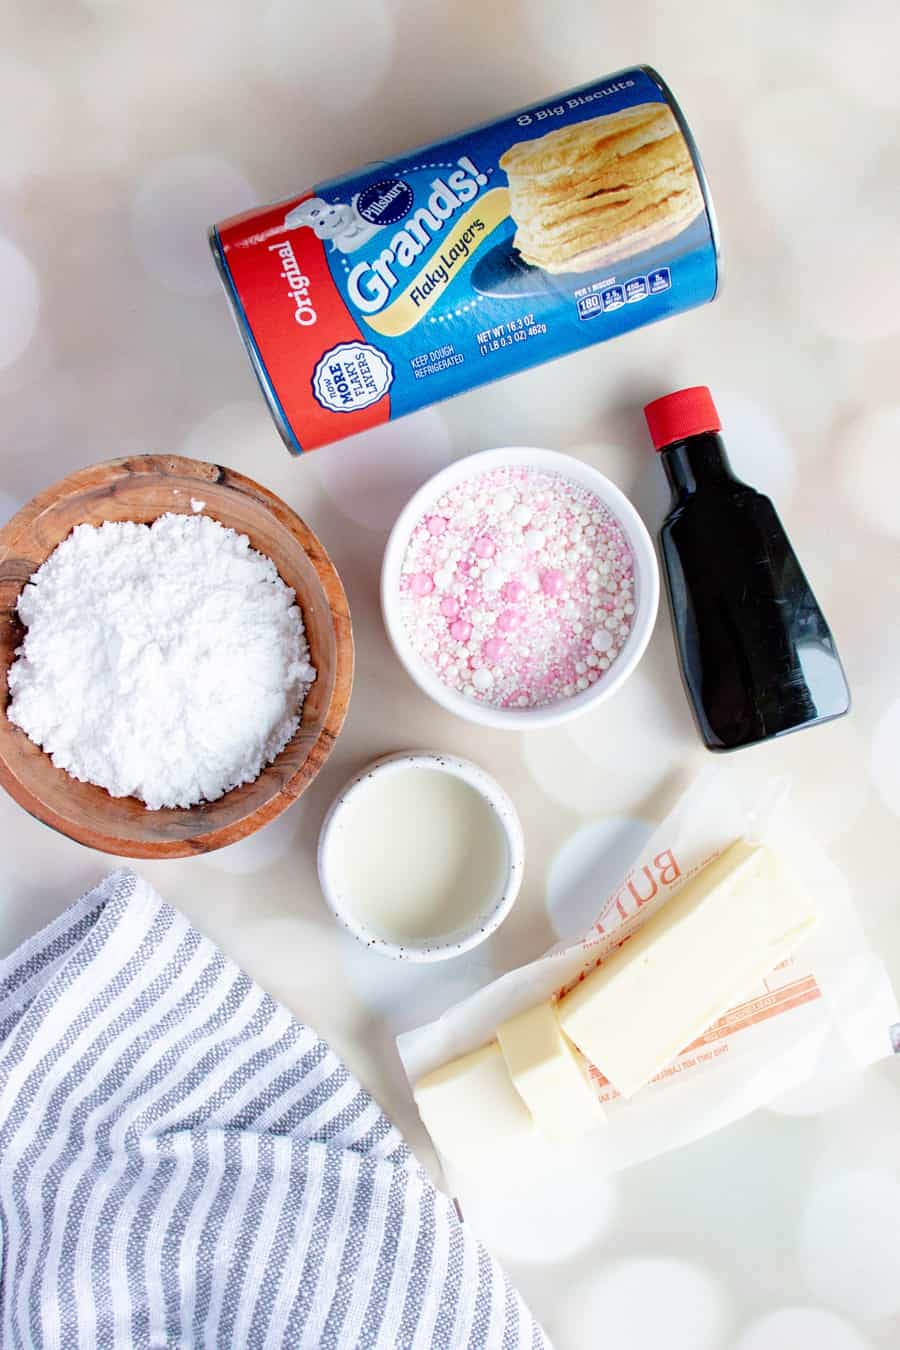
[3, 2, 900, 1345]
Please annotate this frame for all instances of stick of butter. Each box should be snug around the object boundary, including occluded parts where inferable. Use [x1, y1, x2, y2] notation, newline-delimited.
[497, 1002, 605, 1142]
[558, 842, 818, 1099]
[413, 1042, 533, 1172]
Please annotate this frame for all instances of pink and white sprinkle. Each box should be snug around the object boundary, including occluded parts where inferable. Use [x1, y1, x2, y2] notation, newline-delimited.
[399, 466, 636, 709]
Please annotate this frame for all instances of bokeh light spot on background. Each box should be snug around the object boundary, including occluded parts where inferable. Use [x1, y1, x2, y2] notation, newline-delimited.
[734, 1306, 870, 1350]
[742, 87, 879, 250]
[522, 690, 690, 817]
[711, 390, 796, 504]
[258, 0, 394, 110]
[461, 1152, 618, 1264]
[520, 671, 695, 817]
[557, 1257, 728, 1350]
[339, 931, 493, 1039]
[0, 237, 40, 370]
[310, 410, 454, 530]
[838, 405, 900, 542]
[520, 0, 760, 87]
[870, 699, 900, 818]
[0, 59, 59, 188]
[824, 0, 900, 110]
[564, 440, 642, 497]
[182, 401, 286, 478]
[196, 806, 301, 875]
[765, 1052, 861, 1119]
[728, 717, 870, 847]
[131, 154, 257, 297]
[798, 1169, 900, 1321]
[814, 1069, 900, 1200]
[567, 671, 685, 772]
[796, 220, 900, 344]
[545, 816, 654, 940]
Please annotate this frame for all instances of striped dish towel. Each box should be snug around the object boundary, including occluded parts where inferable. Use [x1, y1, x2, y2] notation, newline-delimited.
[0, 872, 549, 1350]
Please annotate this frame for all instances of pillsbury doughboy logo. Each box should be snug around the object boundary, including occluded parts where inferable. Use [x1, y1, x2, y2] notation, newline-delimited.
[284, 195, 383, 254]
[312, 342, 393, 413]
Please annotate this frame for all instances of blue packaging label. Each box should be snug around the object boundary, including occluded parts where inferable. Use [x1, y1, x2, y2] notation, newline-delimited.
[214, 67, 718, 451]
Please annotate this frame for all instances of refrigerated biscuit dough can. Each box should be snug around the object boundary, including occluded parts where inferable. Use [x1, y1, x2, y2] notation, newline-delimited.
[210, 66, 719, 454]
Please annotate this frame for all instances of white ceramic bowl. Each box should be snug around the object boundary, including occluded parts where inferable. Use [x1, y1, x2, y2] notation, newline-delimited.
[381, 447, 660, 729]
[317, 751, 524, 962]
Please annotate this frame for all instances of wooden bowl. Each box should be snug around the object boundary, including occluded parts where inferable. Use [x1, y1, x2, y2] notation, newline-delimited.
[0, 455, 353, 858]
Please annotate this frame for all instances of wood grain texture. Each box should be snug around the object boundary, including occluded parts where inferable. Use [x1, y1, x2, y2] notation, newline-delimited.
[0, 454, 353, 858]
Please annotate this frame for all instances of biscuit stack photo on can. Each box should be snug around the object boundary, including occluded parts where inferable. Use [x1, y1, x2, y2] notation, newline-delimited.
[500, 100, 705, 274]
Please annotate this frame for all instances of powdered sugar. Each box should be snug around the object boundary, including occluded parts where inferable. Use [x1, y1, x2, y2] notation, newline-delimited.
[7, 513, 316, 809]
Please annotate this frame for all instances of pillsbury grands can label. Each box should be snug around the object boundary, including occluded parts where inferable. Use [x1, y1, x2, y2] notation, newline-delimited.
[210, 66, 719, 454]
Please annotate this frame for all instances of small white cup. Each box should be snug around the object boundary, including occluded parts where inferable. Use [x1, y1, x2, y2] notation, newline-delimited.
[381, 446, 660, 729]
[317, 751, 524, 962]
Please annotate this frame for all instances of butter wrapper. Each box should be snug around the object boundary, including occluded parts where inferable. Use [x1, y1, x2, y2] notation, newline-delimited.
[397, 770, 899, 1186]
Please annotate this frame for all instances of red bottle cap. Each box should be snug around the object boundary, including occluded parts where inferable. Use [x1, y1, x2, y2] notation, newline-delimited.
[643, 386, 722, 451]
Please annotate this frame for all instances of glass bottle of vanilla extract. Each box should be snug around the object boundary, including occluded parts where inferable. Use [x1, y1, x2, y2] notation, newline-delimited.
[644, 386, 850, 751]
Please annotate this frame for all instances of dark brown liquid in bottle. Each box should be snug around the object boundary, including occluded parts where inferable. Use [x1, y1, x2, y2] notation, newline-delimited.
[659, 431, 850, 750]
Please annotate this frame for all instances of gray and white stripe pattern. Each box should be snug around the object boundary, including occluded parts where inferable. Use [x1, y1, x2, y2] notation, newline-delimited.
[0, 872, 549, 1349]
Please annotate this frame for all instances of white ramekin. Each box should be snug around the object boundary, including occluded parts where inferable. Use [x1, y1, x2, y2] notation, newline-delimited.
[317, 751, 524, 962]
[380, 446, 660, 729]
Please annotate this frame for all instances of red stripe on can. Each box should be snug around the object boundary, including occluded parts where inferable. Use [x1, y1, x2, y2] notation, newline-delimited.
[217, 195, 390, 450]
